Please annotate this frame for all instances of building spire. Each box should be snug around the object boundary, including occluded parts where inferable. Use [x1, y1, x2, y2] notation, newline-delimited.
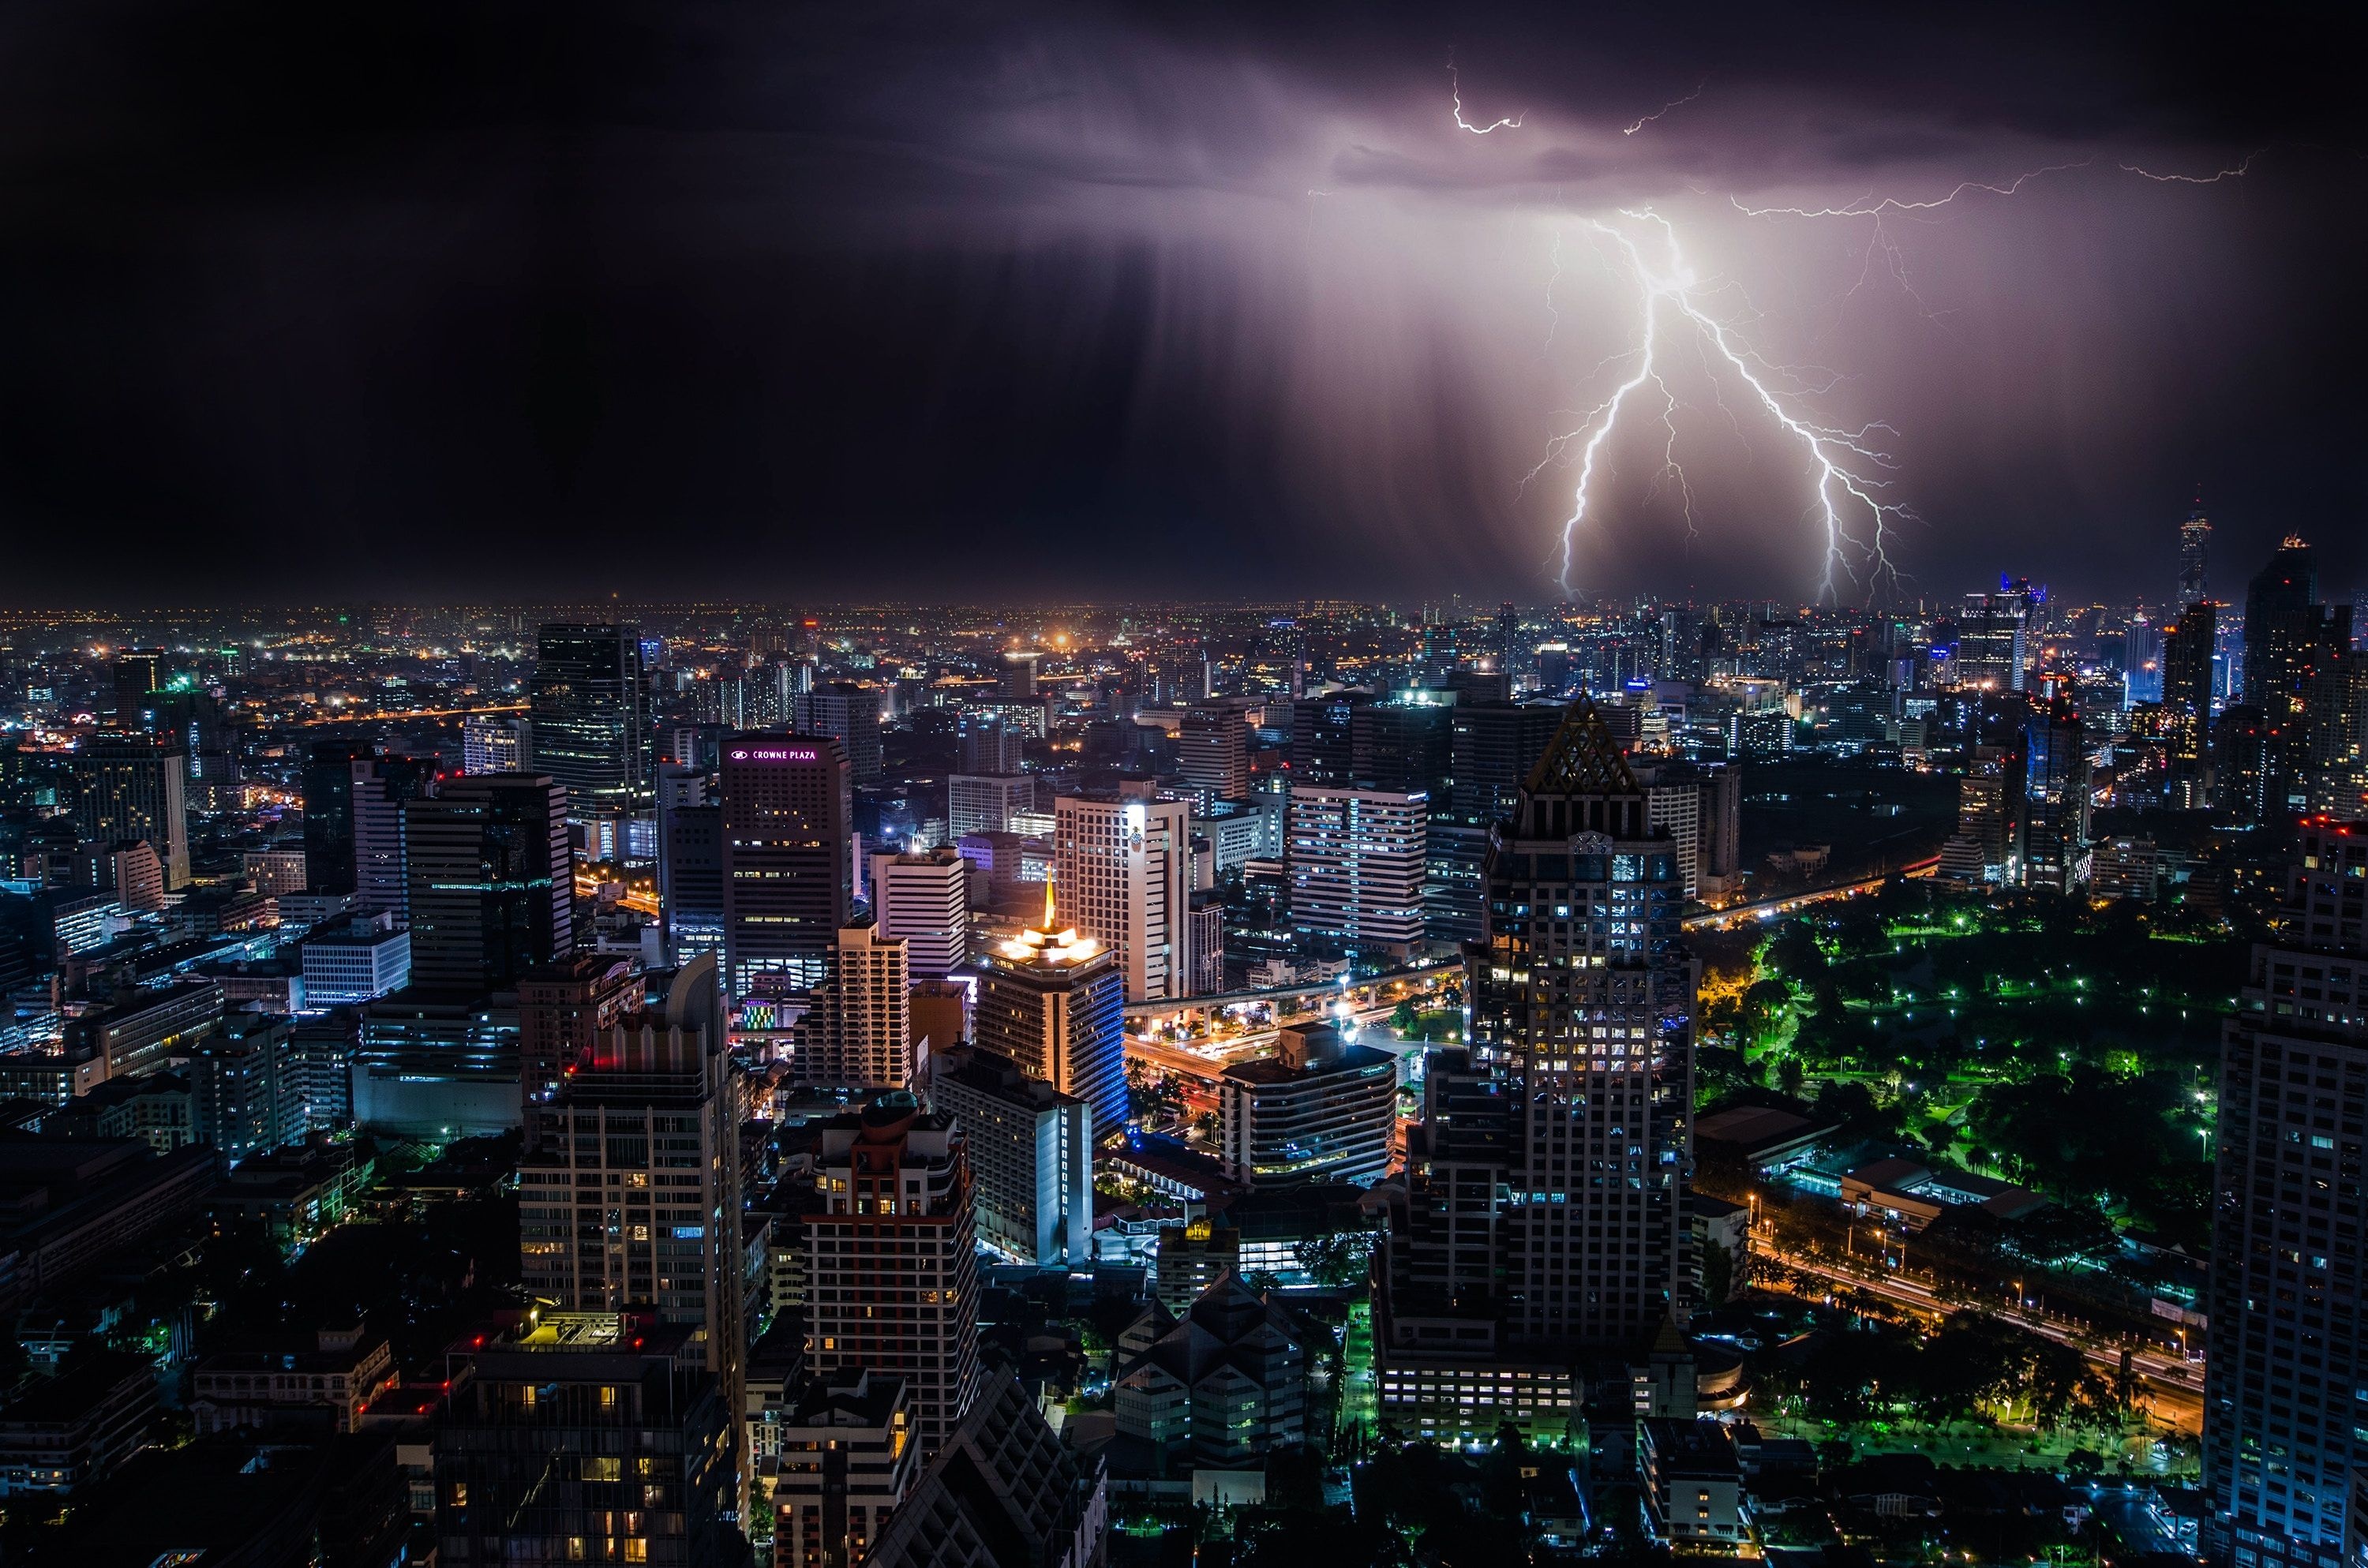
[1040, 874, 1057, 934]
[1522, 697, 1640, 798]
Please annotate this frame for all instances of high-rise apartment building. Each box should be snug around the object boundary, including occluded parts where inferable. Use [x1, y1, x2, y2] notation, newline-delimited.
[70, 736, 189, 889]
[2203, 817, 2368, 1568]
[867, 848, 968, 979]
[792, 684, 883, 787]
[806, 1093, 980, 1458]
[402, 775, 572, 992]
[927, 1043, 1092, 1267]
[351, 753, 440, 919]
[955, 712, 1026, 776]
[1176, 703, 1250, 807]
[1286, 785, 1428, 958]
[946, 773, 1035, 839]
[1053, 791, 1191, 1003]
[720, 735, 850, 1001]
[515, 954, 639, 1107]
[972, 887, 1128, 1138]
[1377, 701, 1697, 1435]
[1291, 689, 1371, 784]
[528, 623, 650, 827]
[517, 954, 745, 1498]
[461, 714, 523, 775]
[1956, 582, 2034, 693]
[770, 1370, 919, 1568]
[798, 924, 916, 1091]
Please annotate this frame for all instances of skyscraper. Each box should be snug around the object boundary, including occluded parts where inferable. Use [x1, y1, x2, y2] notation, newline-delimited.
[527, 623, 650, 829]
[798, 923, 917, 1090]
[515, 953, 639, 1107]
[402, 775, 572, 992]
[1052, 791, 1192, 1003]
[69, 735, 190, 889]
[1285, 785, 1429, 958]
[2243, 538, 2351, 814]
[2179, 497, 2212, 608]
[517, 954, 746, 1499]
[302, 740, 368, 896]
[972, 882, 1127, 1138]
[720, 734, 850, 1001]
[350, 753, 440, 919]
[867, 847, 969, 979]
[656, 765, 725, 964]
[1176, 702, 1250, 807]
[2203, 817, 2368, 1568]
[806, 1092, 980, 1459]
[2020, 691, 2092, 893]
[460, 714, 523, 774]
[1377, 701, 1697, 1435]
[792, 683, 883, 787]
[946, 773, 1035, 839]
[2164, 601, 2220, 806]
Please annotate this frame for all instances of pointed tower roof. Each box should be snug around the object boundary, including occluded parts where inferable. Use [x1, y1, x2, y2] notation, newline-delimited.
[1522, 698, 1640, 797]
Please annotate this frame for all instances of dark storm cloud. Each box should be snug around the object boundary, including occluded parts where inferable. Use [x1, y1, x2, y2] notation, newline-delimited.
[0, 0, 2359, 604]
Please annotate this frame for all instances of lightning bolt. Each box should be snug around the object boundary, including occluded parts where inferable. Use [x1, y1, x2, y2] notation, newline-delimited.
[1729, 160, 2093, 219]
[1539, 215, 1909, 601]
[2121, 149, 2263, 183]
[1623, 80, 1706, 137]
[1449, 65, 1524, 134]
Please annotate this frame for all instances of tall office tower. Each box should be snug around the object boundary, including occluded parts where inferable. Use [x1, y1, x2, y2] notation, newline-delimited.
[927, 1043, 1092, 1267]
[1290, 689, 1370, 784]
[1497, 601, 1521, 685]
[1956, 582, 2033, 692]
[797, 924, 918, 1090]
[302, 741, 369, 895]
[515, 954, 639, 1106]
[1285, 785, 1429, 958]
[792, 683, 883, 787]
[806, 1092, 980, 1459]
[69, 735, 190, 889]
[2303, 657, 2368, 819]
[402, 775, 572, 992]
[2216, 707, 2278, 825]
[1695, 762, 1742, 901]
[2246, 539, 2354, 814]
[460, 714, 523, 774]
[2179, 497, 2213, 608]
[655, 765, 724, 964]
[2126, 610, 2164, 705]
[517, 955, 746, 1494]
[1052, 791, 1192, 1003]
[1176, 702, 1250, 809]
[1002, 650, 1040, 699]
[946, 773, 1035, 838]
[2021, 692, 2093, 893]
[720, 735, 851, 1001]
[350, 753, 440, 919]
[432, 1311, 737, 1568]
[528, 623, 650, 825]
[2165, 601, 2220, 805]
[955, 711, 1025, 775]
[1354, 696, 1455, 796]
[2203, 818, 2368, 1568]
[973, 885, 1127, 1137]
[868, 848, 968, 979]
[110, 648, 167, 721]
[1430, 700, 1568, 945]
[1217, 1022, 1396, 1188]
[1377, 702, 1698, 1434]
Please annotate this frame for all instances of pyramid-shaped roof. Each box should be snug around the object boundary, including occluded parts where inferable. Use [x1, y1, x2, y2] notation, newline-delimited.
[1522, 698, 1640, 798]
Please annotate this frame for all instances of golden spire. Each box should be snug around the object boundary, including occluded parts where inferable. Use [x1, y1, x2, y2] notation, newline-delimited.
[1040, 876, 1058, 934]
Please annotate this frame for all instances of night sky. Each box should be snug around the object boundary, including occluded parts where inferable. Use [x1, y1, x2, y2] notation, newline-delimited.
[1, 1, 2360, 606]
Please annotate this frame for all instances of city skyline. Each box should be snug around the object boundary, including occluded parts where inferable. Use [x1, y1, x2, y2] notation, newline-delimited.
[0, 2, 2359, 604]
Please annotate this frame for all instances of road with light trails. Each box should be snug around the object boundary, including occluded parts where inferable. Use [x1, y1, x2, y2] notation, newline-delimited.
[1125, 997, 1410, 1083]
[1682, 854, 1940, 931]
[1759, 1238, 2205, 1429]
